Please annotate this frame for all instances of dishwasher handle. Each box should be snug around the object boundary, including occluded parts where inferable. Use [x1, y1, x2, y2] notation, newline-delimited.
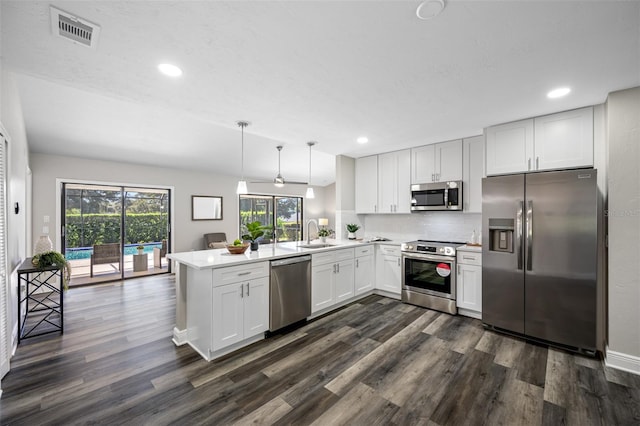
[271, 255, 311, 267]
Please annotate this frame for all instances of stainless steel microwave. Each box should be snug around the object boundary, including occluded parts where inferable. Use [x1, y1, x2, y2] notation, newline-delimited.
[410, 181, 463, 211]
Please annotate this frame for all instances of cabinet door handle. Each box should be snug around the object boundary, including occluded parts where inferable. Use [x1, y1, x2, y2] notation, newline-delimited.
[337, 263, 340, 273]
[536, 156, 539, 170]
[528, 158, 531, 171]
[246, 282, 250, 297]
[397, 258, 401, 267]
[431, 173, 435, 181]
[356, 259, 359, 268]
[240, 284, 244, 298]
[374, 204, 377, 213]
[238, 271, 251, 276]
[333, 264, 336, 273]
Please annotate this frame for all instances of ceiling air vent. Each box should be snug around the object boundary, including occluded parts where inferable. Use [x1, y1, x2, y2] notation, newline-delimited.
[50, 6, 101, 49]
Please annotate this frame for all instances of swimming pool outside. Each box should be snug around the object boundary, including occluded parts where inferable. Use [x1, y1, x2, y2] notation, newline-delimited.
[65, 243, 162, 260]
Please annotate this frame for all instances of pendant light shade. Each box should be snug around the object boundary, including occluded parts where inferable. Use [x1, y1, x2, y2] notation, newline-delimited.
[306, 141, 316, 199]
[236, 121, 249, 194]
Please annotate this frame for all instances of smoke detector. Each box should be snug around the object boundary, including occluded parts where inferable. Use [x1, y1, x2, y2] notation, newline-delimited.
[50, 6, 101, 49]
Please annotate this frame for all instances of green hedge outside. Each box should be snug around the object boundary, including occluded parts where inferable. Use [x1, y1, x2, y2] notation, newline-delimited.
[66, 213, 168, 248]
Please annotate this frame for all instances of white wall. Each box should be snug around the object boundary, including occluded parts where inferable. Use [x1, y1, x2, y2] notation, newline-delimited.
[29, 153, 331, 253]
[1, 71, 30, 356]
[606, 86, 640, 372]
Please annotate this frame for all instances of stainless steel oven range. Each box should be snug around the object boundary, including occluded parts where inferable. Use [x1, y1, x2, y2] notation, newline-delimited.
[401, 240, 465, 314]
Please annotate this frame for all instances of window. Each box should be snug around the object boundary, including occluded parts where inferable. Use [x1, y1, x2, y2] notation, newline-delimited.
[239, 195, 303, 243]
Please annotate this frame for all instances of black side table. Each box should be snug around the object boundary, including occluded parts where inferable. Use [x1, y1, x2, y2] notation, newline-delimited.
[17, 257, 64, 342]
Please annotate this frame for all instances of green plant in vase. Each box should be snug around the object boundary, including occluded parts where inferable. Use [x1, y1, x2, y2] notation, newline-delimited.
[31, 251, 71, 290]
[242, 221, 272, 251]
[317, 227, 334, 242]
[346, 223, 360, 240]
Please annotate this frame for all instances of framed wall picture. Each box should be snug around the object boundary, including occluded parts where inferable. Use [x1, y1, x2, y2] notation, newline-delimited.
[192, 195, 223, 220]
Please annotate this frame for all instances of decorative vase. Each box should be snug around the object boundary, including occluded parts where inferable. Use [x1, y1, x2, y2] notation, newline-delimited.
[320, 236, 327, 243]
[348, 232, 356, 240]
[250, 241, 259, 251]
[34, 235, 53, 255]
[137, 248, 144, 255]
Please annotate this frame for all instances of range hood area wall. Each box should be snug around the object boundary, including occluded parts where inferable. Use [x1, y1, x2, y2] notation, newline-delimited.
[363, 212, 481, 243]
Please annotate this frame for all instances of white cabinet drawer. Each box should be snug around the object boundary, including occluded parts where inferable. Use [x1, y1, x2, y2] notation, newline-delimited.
[355, 245, 374, 257]
[213, 261, 269, 287]
[312, 251, 335, 266]
[457, 252, 482, 266]
[378, 245, 401, 256]
[334, 248, 354, 262]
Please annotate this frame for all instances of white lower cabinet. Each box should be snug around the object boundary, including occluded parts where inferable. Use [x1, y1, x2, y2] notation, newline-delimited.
[354, 245, 375, 295]
[456, 249, 482, 319]
[311, 248, 355, 313]
[187, 261, 269, 360]
[311, 262, 335, 312]
[376, 245, 402, 296]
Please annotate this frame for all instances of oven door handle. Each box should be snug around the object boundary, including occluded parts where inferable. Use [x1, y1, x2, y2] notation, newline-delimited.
[402, 253, 454, 263]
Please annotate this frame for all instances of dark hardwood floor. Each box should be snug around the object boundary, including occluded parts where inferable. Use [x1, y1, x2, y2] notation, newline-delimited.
[1, 275, 639, 425]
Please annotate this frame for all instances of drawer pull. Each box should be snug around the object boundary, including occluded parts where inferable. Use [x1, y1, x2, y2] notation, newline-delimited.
[238, 271, 251, 276]
[463, 256, 476, 261]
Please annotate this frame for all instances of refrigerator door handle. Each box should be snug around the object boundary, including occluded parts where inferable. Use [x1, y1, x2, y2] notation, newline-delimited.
[526, 200, 533, 271]
[517, 201, 524, 270]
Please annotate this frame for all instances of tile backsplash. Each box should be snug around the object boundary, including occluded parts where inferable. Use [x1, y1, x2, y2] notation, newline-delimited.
[362, 212, 482, 243]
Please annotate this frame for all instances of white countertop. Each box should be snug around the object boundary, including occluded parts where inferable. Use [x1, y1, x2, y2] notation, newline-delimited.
[167, 239, 386, 270]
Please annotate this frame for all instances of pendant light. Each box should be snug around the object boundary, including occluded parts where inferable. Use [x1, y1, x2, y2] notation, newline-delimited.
[306, 141, 316, 199]
[236, 121, 249, 194]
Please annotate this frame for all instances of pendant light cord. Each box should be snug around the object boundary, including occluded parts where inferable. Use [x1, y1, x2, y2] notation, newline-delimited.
[237, 121, 249, 180]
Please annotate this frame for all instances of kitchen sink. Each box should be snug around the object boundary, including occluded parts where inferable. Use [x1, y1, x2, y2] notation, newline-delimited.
[298, 243, 336, 249]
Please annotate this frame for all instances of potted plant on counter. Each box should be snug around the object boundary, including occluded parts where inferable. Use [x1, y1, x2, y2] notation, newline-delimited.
[346, 224, 360, 240]
[317, 227, 334, 243]
[242, 221, 271, 251]
[136, 243, 145, 255]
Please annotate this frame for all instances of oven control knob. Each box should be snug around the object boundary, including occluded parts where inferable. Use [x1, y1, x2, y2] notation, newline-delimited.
[405, 244, 413, 251]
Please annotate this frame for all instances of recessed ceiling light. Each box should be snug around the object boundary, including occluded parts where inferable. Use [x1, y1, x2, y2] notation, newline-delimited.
[416, 0, 445, 20]
[357, 136, 369, 144]
[158, 63, 183, 77]
[547, 87, 571, 99]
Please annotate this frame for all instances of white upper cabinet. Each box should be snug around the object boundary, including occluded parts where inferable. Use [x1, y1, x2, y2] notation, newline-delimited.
[486, 106, 593, 176]
[377, 150, 411, 214]
[355, 155, 378, 214]
[485, 119, 534, 175]
[411, 145, 436, 184]
[534, 107, 593, 171]
[411, 139, 462, 183]
[462, 135, 485, 213]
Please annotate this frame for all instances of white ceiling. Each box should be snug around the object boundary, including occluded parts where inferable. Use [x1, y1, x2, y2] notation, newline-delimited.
[2, 1, 639, 186]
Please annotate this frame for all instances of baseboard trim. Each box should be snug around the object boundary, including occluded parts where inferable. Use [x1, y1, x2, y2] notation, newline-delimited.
[605, 347, 640, 375]
[172, 327, 188, 346]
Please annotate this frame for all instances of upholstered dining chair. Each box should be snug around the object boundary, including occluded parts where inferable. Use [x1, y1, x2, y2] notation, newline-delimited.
[204, 232, 227, 249]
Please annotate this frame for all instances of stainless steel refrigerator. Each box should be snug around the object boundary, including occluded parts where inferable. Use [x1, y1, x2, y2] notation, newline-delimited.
[482, 168, 598, 353]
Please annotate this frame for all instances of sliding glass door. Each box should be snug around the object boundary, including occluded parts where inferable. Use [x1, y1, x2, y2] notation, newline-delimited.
[62, 183, 170, 286]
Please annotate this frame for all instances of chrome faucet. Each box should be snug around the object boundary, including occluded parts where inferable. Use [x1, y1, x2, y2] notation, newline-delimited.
[306, 219, 318, 245]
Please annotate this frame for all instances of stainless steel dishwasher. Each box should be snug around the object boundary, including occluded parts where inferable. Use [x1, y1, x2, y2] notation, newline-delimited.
[269, 255, 311, 332]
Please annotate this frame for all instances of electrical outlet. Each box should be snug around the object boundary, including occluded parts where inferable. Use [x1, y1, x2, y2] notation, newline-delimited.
[43, 215, 50, 223]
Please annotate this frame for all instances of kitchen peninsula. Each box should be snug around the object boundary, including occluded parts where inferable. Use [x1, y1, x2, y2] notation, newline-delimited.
[168, 240, 385, 361]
